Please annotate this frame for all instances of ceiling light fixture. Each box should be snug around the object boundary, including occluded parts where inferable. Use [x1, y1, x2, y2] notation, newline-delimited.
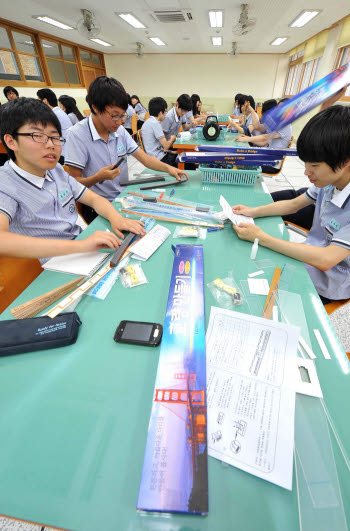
[209, 10, 223, 28]
[212, 36, 222, 46]
[90, 38, 112, 47]
[290, 10, 320, 28]
[117, 13, 146, 29]
[34, 16, 73, 30]
[149, 37, 166, 46]
[270, 37, 288, 45]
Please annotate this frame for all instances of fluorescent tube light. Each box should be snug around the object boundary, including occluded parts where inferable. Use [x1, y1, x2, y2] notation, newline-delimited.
[149, 37, 166, 46]
[209, 10, 223, 28]
[270, 37, 288, 46]
[290, 10, 320, 28]
[90, 38, 112, 47]
[212, 36, 222, 46]
[118, 13, 146, 29]
[35, 16, 73, 30]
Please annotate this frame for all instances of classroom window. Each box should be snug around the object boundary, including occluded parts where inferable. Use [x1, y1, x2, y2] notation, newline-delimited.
[335, 45, 350, 98]
[0, 25, 44, 83]
[298, 58, 320, 93]
[284, 54, 320, 97]
[41, 38, 81, 86]
[0, 18, 106, 89]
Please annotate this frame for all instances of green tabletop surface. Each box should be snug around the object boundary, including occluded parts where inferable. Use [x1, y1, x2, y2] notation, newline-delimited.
[0, 171, 349, 531]
[173, 130, 241, 148]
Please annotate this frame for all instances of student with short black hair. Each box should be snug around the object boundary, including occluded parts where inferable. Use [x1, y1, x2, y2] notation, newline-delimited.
[58, 95, 84, 125]
[65, 77, 188, 223]
[231, 104, 350, 305]
[228, 95, 260, 137]
[161, 93, 192, 143]
[0, 98, 145, 263]
[141, 97, 177, 167]
[182, 94, 206, 129]
[230, 93, 243, 117]
[3, 86, 19, 101]
[37, 88, 72, 162]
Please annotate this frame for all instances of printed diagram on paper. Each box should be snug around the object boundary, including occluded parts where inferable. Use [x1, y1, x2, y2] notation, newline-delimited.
[206, 307, 299, 490]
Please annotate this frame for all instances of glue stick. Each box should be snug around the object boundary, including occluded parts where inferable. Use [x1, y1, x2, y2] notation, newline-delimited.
[250, 238, 259, 260]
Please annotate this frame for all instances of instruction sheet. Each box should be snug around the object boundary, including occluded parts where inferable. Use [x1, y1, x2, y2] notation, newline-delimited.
[219, 195, 255, 226]
[131, 224, 171, 261]
[206, 307, 299, 490]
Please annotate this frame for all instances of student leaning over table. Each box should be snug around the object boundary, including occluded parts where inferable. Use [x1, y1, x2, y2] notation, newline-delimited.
[65, 76, 188, 224]
[231, 105, 350, 306]
[0, 98, 145, 264]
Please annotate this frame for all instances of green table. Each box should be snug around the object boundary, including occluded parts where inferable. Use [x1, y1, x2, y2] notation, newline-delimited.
[173, 131, 240, 168]
[0, 171, 349, 531]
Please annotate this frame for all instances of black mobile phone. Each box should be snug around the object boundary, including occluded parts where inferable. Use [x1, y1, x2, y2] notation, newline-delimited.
[112, 156, 126, 170]
[114, 320, 163, 347]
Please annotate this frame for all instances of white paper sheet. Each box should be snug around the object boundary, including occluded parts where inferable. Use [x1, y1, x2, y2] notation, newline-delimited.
[219, 195, 255, 226]
[131, 224, 170, 261]
[248, 270, 264, 277]
[206, 307, 299, 490]
[248, 278, 270, 295]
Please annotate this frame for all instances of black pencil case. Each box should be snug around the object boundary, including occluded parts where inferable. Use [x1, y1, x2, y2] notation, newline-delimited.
[0, 312, 82, 356]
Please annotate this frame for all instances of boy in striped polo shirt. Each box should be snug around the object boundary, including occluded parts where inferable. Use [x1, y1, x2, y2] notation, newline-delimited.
[0, 98, 145, 263]
[231, 105, 350, 304]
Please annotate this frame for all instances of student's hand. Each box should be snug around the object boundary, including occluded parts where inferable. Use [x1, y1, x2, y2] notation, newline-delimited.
[96, 164, 121, 182]
[232, 222, 265, 242]
[170, 134, 177, 144]
[79, 230, 122, 252]
[236, 135, 250, 143]
[320, 85, 348, 111]
[167, 166, 189, 181]
[111, 218, 146, 238]
[232, 204, 258, 218]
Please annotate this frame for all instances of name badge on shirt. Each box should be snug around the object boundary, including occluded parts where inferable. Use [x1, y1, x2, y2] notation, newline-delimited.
[58, 188, 70, 201]
[329, 218, 340, 231]
[117, 144, 125, 152]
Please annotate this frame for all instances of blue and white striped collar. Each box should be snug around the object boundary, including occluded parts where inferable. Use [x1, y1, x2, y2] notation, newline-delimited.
[9, 160, 52, 189]
[88, 114, 118, 142]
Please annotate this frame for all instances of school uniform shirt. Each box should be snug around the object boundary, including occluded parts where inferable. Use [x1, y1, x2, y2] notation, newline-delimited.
[125, 104, 135, 130]
[161, 106, 187, 140]
[135, 102, 147, 120]
[68, 112, 79, 126]
[233, 105, 240, 116]
[141, 116, 165, 160]
[245, 113, 261, 136]
[0, 160, 86, 263]
[65, 115, 139, 201]
[267, 124, 292, 149]
[304, 183, 350, 300]
[184, 110, 193, 125]
[52, 106, 72, 158]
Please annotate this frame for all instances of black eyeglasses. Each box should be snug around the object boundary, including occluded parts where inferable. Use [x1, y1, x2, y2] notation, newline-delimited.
[15, 133, 66, 146]
[104, 109, 128, 122]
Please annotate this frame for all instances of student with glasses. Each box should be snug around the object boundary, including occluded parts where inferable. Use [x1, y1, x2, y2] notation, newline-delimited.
[65, 76, 188, 223]
[0, 98, 145, 263]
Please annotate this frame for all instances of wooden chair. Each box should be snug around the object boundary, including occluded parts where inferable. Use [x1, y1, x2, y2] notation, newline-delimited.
[83, 109, 91, 116]
[0, 257, 43, 313]
[144, 112, 150, 121]
[137, 129, 145, 152]
[261, 136, 294, 177]
[131, 114, 138, 140]
[283, 221, 350, 316]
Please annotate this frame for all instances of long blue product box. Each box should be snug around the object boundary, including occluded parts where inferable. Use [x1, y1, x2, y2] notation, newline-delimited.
[137, 245, 208, 515]
[177, 152, 277, 165]
[197, 145, 298, 157]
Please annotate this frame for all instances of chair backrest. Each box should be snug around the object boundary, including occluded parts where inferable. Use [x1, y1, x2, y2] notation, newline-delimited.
[137, 129, 145, 152]
[0, 257, 43, 313]
[262, 136, 295, 176]
[144, 112, 150, 121]
[131, 113, 138, 135]
[83, 109, 91, 116]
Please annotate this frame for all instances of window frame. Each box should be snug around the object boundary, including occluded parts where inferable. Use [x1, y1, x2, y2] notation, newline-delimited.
[0, 17, 105, 89]
[283, 55, 320, 98]
[333, 44, 350, 102]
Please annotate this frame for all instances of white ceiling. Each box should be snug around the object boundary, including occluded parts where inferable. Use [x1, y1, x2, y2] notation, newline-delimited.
[2, 0, 350, 54]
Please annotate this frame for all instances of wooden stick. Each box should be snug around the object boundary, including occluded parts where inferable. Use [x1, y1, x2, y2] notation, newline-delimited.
[261, 267, 282, 320]
[127, 191, 198, 210]
[120, 209, 224, 228]
[46, 264, 112, 319]
[11, 276, 85, 319]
